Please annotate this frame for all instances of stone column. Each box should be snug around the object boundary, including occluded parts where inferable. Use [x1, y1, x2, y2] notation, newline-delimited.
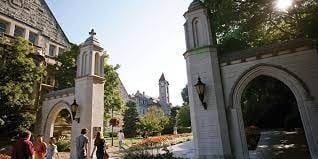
[183, 1, 232, 158]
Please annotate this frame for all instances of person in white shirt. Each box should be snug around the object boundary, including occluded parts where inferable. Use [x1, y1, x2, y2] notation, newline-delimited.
[117, 130, 125, 150]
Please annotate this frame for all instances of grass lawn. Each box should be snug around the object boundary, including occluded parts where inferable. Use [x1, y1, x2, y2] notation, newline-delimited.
[105, 137, 143, 148]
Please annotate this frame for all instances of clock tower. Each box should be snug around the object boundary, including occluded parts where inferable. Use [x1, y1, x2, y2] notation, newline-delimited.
[159, 73, 169, 104]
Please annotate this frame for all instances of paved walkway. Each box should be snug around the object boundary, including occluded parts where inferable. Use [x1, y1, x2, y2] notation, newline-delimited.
[169, 130, 310, 159]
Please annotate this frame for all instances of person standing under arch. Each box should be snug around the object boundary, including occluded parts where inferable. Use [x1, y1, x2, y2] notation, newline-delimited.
[76, 128, 89, 159]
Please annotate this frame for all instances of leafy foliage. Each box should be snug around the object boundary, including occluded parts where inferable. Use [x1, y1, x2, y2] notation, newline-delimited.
[181, 85, 189, 105]
[176, 106, 191, 128]
[138, 106, 169, 134]
[123, 101, 139, 138]
[241, 76, 302, 129]
[103, 62, 124, 117]
[204, 0, 318, 53]
[54, 44, 79, 90]
[0, 37, 46, 136]
[162, 107, 180, 134]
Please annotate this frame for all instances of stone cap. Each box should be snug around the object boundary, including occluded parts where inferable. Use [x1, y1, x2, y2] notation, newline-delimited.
[43, 87, 75, 99]
[188, 0, 205, 11]
[83, 29, 101, 47]
[220, 39, 317, 63]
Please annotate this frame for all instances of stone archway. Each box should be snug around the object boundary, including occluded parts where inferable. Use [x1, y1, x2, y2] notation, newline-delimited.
[43, 100, 73, 141]
[228, 65, 317, 159]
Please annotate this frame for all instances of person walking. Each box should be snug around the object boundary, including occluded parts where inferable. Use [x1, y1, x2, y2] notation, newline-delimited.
[34, 135, 47, 159]
[117, 130, 125, 150]
[46, 137, 59, 159]
[12, 130, 34, 159]
[76, 128, 89, 159]
[90, 132, 108, 159]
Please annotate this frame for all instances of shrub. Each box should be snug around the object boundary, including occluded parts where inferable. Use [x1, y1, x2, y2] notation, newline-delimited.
[56, 136, 70, 152]
[177, 127, 191, 133]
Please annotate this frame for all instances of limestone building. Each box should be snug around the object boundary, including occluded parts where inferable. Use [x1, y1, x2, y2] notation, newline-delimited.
[131, 73, 172, 115]
[0, 0, 71, 110]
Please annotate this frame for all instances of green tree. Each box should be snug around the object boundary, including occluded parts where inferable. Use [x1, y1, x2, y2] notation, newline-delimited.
[176, 106, 191, 128]
[0, 37, 46, 136]
[54, 44, 79, 90]
[204, 0, 318, 53]
[138, 106, 169, 134]
[181, 85, 189, 105]
[103, 62, 124, 117]
[123, 101, 139, 138]
[162, 106, 180, 134]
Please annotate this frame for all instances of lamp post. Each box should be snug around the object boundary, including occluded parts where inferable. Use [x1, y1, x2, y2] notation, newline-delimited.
[111, 105, 114, 146]
[71, 99, 80, 123]
[194, 76, 207, 110]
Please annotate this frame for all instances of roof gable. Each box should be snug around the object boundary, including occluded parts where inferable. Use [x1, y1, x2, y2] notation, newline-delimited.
[0, 0, 69, 46]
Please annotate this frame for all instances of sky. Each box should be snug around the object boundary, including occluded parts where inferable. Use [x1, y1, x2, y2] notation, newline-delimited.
[46, 0, 193, 106]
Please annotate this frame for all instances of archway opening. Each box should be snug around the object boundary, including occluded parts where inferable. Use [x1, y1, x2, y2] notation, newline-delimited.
[53, 109, 72, 152]
[241, 75, 310, 158]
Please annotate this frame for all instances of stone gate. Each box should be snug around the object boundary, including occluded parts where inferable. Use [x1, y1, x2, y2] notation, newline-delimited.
[40, 30, 106, 159]
[184, 1, 318, 159]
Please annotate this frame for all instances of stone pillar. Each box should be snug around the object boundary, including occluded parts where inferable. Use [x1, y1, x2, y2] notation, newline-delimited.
[71, 29, 106, 159]
[9, 22, 15, 36]
[183, 1, 232, 158]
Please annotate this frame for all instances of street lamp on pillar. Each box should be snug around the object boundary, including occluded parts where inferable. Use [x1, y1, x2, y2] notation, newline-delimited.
[71, 99, 80, 123]
[194, 76, 207, 110]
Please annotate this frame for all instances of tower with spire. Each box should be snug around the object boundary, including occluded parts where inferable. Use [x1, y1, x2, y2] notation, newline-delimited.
[159, 73, 170, 104]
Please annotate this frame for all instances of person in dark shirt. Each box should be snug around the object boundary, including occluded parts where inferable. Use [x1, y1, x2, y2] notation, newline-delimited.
[12, 130, 34, 159]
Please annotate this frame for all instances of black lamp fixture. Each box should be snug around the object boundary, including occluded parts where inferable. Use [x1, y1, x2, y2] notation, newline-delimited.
[71, 99, 80, 123]
[194, 76, 207, 110]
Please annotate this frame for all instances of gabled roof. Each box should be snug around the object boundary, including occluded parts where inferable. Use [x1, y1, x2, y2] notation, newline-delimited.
[0, 0, 70, 47]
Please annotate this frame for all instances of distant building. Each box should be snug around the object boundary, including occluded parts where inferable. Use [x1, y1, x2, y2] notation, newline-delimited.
[131, 73, 172, 115]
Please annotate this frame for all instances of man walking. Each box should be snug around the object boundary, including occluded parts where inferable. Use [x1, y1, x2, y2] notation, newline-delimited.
[76, 128, 89, 159]
[12, 130, 34, 159]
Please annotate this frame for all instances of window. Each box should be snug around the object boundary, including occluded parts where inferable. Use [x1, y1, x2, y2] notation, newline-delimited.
[0, 21, 7, 33]
[58, 48, 64, 55]
[28, 32, 37, 44]
[49, 44, 56, 56]
[14, 26, 25, 37]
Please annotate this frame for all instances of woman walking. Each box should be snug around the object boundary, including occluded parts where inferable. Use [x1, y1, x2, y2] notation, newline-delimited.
[91, 132, 108, 159]
[46, 137, 59, 159]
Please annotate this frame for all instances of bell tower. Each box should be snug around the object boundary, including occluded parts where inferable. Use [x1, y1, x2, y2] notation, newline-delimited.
[183, 1, 232, 158]
[159, 73, 170, 103]
[71, 29, 107, 158]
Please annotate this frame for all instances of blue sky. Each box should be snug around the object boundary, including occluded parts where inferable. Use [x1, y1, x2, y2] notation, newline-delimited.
[46, 0, 193, 105]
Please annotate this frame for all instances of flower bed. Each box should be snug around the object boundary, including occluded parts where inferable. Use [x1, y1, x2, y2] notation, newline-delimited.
[0, 154, 11, 159]
[129, 133, 192, 151]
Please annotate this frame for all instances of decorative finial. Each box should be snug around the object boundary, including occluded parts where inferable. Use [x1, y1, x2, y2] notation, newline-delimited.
[89, 29, 96, 36]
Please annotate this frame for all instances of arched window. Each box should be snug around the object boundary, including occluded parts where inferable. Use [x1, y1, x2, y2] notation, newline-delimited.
[100, 56, 104, 76]
[94, 53, 100, 75]
[81, 52, 86, 76]
[192, 18, 201, 48]
[85, 53, 89, 75]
